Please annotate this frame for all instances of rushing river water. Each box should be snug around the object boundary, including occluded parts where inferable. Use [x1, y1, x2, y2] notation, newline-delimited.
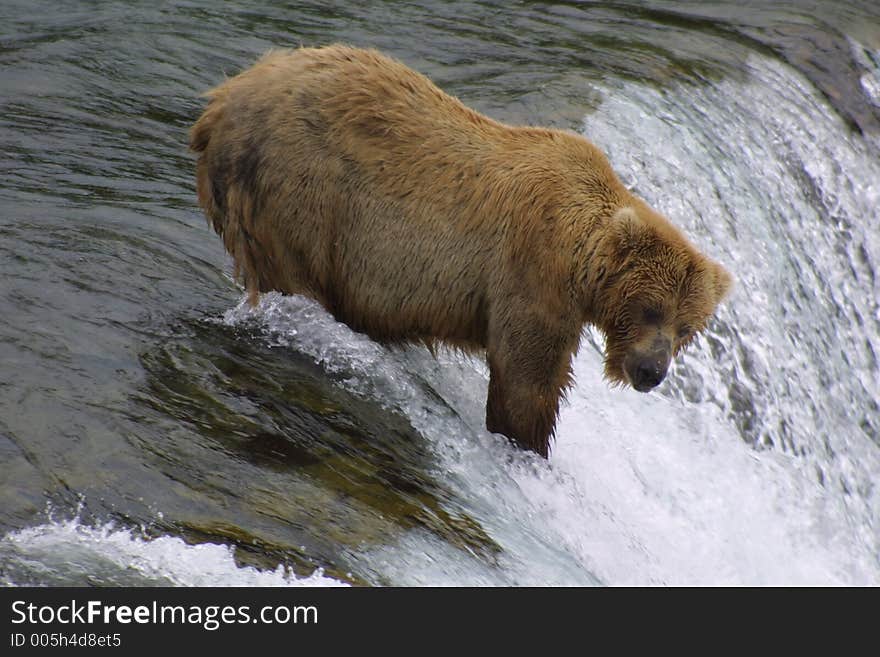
[1, 0, 878, 586]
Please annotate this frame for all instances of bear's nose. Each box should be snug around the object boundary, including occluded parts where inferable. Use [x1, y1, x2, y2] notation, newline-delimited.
[634, 359, 665, 391]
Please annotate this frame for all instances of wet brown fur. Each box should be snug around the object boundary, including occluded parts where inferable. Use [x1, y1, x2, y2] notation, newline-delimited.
[190, 45, 731, 457]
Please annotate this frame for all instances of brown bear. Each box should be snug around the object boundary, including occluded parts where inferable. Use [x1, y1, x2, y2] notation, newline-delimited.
[190, 45, 731, 458]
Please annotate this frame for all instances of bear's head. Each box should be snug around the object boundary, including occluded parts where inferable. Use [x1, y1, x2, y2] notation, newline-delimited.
[592, 205, 731, 392]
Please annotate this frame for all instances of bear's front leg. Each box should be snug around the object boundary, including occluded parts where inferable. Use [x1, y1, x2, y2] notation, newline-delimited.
[485, 327, 577, 458]
[486, 370, 560, 457]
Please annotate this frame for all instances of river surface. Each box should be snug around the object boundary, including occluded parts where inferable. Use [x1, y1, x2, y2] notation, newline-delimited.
[1, 0, 879, 585]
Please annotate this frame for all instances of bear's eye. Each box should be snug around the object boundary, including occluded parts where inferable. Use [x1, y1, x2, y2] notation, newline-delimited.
[643, 307, 663, 324]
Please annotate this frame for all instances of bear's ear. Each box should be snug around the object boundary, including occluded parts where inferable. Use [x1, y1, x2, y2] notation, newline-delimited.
[610, 206, 643, 248]
[711, 261, 733, 303]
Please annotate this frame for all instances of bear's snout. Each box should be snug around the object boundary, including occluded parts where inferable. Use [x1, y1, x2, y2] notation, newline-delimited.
[633, 358, 666, 391]
[625, 344, 671, 392]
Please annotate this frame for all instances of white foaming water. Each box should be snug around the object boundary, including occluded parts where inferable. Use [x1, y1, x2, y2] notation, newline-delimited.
[582, 53, 880, 578]
[0, 517, 346, 587]
[221, 51, 880, 585]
